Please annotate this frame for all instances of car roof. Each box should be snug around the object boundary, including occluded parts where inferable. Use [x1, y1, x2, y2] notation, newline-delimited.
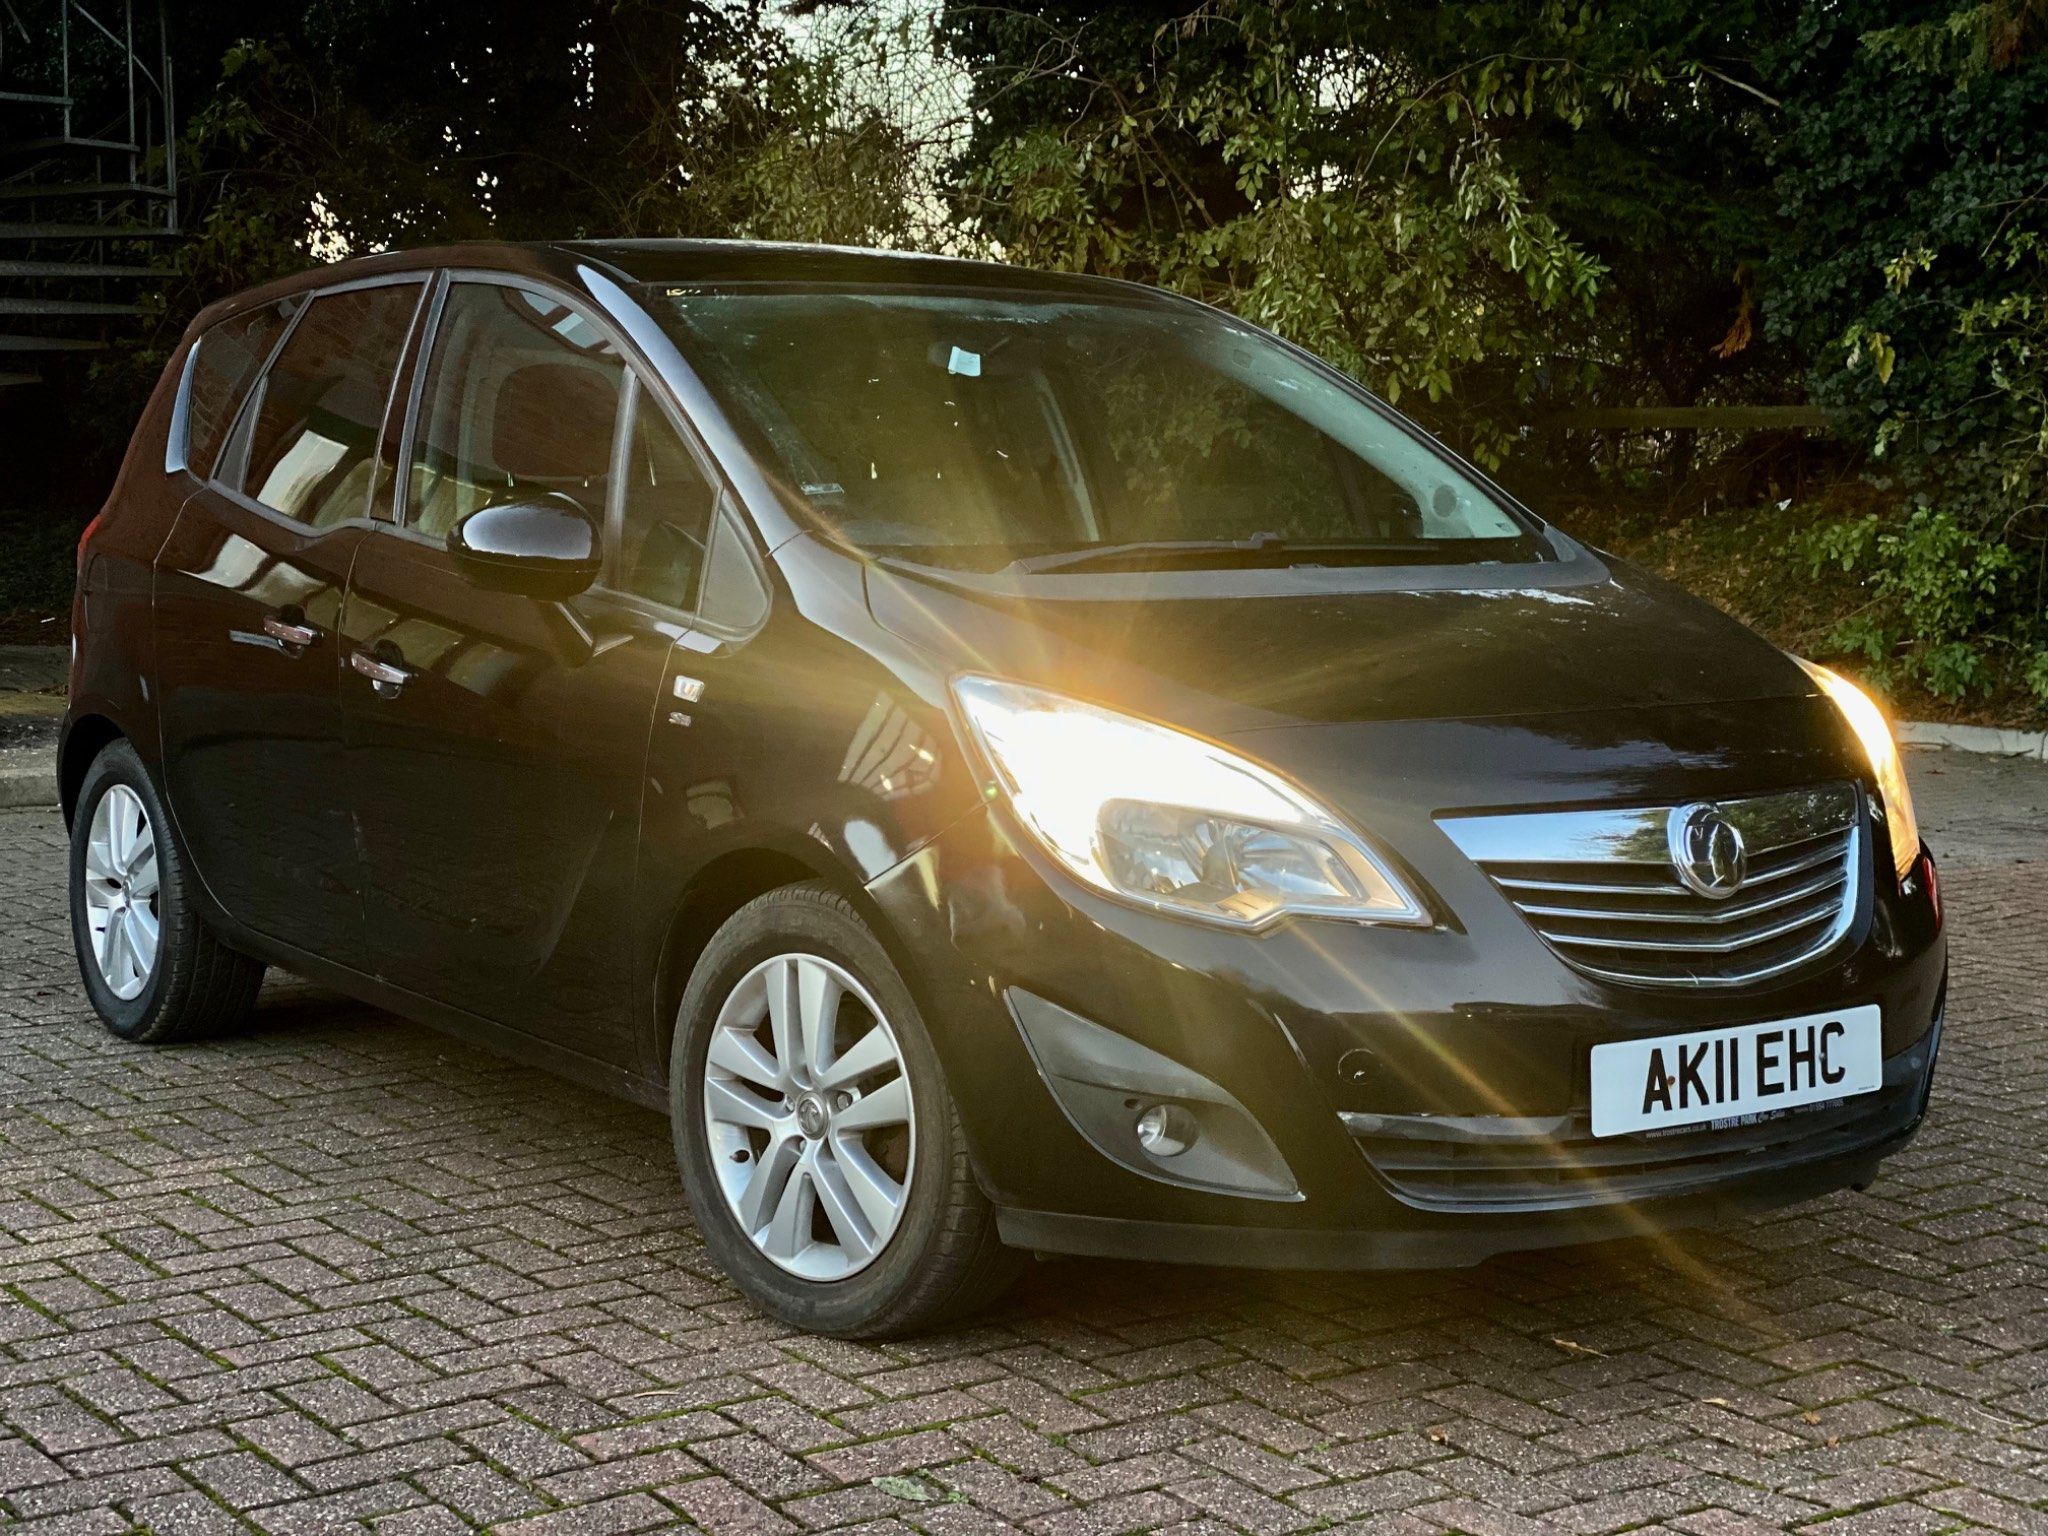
[188, 238, 1175, 334]
[560, 238, 1147, 298]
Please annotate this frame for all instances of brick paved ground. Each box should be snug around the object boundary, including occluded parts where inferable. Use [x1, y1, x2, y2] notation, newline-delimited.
[1, 749, 2043, 1535]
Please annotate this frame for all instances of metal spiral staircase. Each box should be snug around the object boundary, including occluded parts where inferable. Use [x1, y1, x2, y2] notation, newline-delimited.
[0, 0, 178, 390]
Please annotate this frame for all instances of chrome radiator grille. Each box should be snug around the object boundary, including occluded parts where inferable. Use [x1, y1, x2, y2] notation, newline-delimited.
[1439, 784, 1863, 988]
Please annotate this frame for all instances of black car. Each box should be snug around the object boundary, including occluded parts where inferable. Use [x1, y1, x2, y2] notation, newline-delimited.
[64, 240, 1946, 1336]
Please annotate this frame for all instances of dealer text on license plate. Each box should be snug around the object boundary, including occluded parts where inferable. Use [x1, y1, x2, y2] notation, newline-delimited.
[1589, 1005, 1883, 1139]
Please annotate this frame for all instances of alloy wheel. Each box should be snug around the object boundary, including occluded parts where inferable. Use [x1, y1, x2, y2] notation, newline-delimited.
[702, 953, 916, 1281]
[84, 785, 161, 1002]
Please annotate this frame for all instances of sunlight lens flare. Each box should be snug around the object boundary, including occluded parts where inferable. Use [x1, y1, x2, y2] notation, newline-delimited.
[1797, 658, 1921, 880]
[951, 675, 1427, 929]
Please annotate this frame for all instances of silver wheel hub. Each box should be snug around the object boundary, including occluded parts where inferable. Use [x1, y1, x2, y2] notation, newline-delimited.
[702, 953, 916, 1282]
[794, 1094, 829, 1139]
[83, 784, 161, 1002]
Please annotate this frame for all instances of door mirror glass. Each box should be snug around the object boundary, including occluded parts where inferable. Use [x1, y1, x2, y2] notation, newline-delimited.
[448, 493, 602, 600]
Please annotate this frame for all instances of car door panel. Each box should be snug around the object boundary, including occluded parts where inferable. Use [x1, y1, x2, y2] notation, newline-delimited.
[340, 535, 677, 1064]
[152, 497, 363, 951]
[151, 276, 429, 957]
[337, 277, 682, 1067]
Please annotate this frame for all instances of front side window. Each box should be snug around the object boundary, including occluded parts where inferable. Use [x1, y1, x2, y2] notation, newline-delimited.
[658, 288, 1534, 571]
[185, 299, 296, 478]
[226, 282, 423, 527]
[405, 283, 624, 540]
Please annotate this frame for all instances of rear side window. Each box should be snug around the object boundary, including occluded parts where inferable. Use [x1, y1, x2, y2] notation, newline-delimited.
[183, 300, 294, 477]
[405, 283, 625, 539]
[224, 281, 424, 528]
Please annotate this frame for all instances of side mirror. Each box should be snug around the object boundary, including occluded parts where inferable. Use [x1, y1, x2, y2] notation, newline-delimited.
[448, 493, 601, 600]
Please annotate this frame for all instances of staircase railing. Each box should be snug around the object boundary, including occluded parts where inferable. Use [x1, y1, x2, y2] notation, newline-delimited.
[0, 0, 180, 387]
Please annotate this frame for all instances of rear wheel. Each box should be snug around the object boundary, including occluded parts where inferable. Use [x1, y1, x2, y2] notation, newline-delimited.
[69, 739, 264, 1043]
[670, 883, 1020, 1335]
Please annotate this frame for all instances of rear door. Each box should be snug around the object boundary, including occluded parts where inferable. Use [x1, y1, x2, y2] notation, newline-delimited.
[154, 276, 428, 959]
[338, 277, 713, 1067]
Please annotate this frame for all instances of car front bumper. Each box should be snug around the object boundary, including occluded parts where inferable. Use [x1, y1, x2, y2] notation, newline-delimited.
[1000, 1018, 1938, 1268]
[865, 803, 1948, 1269]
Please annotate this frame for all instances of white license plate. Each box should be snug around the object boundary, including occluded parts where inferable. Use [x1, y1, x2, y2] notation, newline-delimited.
[1589, 1006, 1883, 1139]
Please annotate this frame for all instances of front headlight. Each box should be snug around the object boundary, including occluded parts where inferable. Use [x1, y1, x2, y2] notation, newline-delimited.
[950, 675, 1428, 929]
[1797, 658, 1921, 880]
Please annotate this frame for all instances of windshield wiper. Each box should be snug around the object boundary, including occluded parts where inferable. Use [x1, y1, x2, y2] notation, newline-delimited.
[1001, 532, 1291, 575]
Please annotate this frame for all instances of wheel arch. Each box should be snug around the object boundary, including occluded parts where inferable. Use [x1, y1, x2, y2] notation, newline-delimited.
[58, 712, 126, 828]
[649, 838, 913, 1087]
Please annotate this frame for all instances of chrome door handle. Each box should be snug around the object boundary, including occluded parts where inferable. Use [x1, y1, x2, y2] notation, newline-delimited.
[262, 615, 319, 648]
[349, 649, 415, 693]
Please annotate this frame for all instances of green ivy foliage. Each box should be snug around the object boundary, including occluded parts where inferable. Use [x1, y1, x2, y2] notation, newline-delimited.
[1772, 0, 2048, 700]
[1796, 505, 2030, 698]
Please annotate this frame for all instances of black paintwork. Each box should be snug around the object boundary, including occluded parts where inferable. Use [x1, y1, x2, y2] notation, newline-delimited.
[63, 239, 1948, 1269]
[447, 493, 603, 599]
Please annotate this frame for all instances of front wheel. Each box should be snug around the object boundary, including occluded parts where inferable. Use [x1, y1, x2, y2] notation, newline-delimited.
[69, 738, 264, 1043]
[670, 883, 1020, 1336]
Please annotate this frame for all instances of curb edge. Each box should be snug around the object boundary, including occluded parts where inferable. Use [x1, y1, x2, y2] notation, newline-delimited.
[1897, 720, 2048, 761]
[0, 764, 59, 810]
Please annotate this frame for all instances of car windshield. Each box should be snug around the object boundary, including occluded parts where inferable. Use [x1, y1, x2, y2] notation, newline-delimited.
[655, 285, 1538, 571]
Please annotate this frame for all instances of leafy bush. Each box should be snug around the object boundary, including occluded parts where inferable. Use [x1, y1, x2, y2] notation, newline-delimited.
[940, 2, 1787, 470]
[1791, 505, 2038, 700]
[1769, 0, 2048, 701]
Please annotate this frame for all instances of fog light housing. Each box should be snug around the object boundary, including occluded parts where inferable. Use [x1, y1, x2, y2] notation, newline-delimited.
[1134, 1102, 1198, 1158]
[1006, 988, 1298, 1199]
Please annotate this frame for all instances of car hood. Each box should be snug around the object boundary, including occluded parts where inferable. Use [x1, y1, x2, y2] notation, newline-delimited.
[861, 534, 1815, 737]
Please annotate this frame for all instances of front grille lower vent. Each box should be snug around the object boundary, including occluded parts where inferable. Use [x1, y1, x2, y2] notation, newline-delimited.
[1343, 1024, 1933, 1214]
[1439, 784, 1863, 988]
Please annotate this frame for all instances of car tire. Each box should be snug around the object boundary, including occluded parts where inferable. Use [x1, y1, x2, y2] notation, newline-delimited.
[670, 882, 1022, 1336]
[69, 738, 265, 1044]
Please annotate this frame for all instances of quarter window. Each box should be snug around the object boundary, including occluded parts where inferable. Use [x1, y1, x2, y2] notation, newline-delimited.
[185, 300, 295, 478]
[226, 282, 424, 527]
[698, 506, 770, 633]
[616, 393, 717, 609]
[405, 284, 625, 540]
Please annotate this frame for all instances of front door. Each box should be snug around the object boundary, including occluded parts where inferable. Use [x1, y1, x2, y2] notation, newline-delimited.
[154, 277, 427, 959]
[338, 280, 705, 1068]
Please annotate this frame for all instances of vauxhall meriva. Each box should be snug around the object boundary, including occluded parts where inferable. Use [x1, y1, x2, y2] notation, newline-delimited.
[65, 241, 1946, 1335]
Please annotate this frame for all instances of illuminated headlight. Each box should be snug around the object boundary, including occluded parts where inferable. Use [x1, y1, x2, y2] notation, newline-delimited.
[1797, 658, 1922, 881]
[950, 675, 1428, 929]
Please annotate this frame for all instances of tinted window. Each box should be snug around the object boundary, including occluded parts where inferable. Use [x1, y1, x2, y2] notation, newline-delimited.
[616, 395, 717, 608]
[406, 284, 624, 539]
[231, 282, 423, 527]
[185, 300, 294, 478]
[661, 290, 1530, 569]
